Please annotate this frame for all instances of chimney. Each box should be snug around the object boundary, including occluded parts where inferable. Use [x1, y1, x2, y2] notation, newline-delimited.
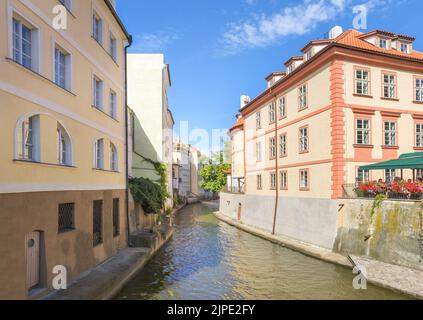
[328, 26, 343, 39]
[240, 95, 251, 109]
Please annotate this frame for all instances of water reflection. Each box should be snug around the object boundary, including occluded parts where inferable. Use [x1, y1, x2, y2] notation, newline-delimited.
[116, 201, 409, 300]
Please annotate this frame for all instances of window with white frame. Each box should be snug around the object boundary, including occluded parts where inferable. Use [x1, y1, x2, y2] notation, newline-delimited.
[57, 124, 71, 165]
[269, 103, 275, 123]
[379, 38, 387, 49]
[382, 73, 396, 99]
[256, 142, 262, 161]
[12, 16, 38, 71]
[93, 76, 103, 110]
[357, 169, 370, 184]
[279, 96, 286, 118]
[299, 127, 309, 153]
[415, 78, 423, 102]
[269, 137, 276, 159]
[279, 134, 287, 157]
[383, 121, 397, 146]
[257, 174, 262, 190]
[54, 45, 71, 90]
[94, 138, 104, 169]
[298, 84, 307, 109]
[416, 123, 423, 147]
[299, 169, 309, 190]
[109, 33, 117, 61]
[92, 12, 103, 44]
[287, 64, 294, 74]
[256, 112, 261, 129]
[270, 173, 277, 190]
[400, 43, 409, 53]
[280, 171, 287, 190]
[385, 169, 396, 183]
[306, 50, 312, 61]
[110, 90, 117, 119]
[355, 69, 370, 95]
[356, 119, 370, 145]
[110, 143, 118, 171]
[17, 115, 39, 161]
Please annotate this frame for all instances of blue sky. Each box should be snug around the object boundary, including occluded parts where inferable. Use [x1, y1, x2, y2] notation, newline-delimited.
[117, 0, 421, 152]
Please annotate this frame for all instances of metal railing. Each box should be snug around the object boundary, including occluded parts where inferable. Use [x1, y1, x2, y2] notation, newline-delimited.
[342, 182, 423, 201]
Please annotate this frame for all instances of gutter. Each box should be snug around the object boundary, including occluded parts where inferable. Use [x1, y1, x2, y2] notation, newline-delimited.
[124, 35, 133, 247]
[271, 92, 279, 235]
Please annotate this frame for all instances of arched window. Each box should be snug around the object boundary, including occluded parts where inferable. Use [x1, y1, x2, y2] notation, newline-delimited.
[57, 123, 72, 165]
[110, 143, 118, 172]
[17, 115, 40, 161]
[94, 138, 104, 169]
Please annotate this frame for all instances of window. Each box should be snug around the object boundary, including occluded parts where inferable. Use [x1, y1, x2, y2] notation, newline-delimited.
[256, 142, 262, 162]
[110, 143, 118, 171]
[280, 171, 288, 190]
[279, 134, 287, 157]
[415, 78, 423, 102]
[93, 76, 103, 109]
[256, 112, 261, 129]
[416, 123, 423, 147]
[299, 169, 309, 190]
[109, 34, 117, 61]
[287, 64, 294, 74]
[257, 174, 262, 190]
[94, 138, 104, 169]
[306, 50, 312, 61]
[93, 200, 103, 246]
[416, 169, 423, 179]
[279, 96, 286, 118]
[59, 0, 72, 10]
[299, 126, 309, 153]
[379, 38, 387, 49]
[400, 43, 408, 53]
[110, 90, 117, 119]
[355, 69, 370, 95]
[357, 169, 370, 184]
[383, 121, 397, 146]
[54, 45, 71, 90]
[385, 169, 396, 183]
[57, 124, 71, 165]
[382, 73, 396, 99]
[17, 115, 39, 161]
[270, 173, 277, 190]
[298, 84, 307, 110]
[269, 137, 276, 159]
[269, 103, 275, 124]
[92, 13, 103, 44]
[58, 203, 75, 233]
[113, 198, 120, 237]
[356, 119, 370, 145]
[12, 17, 36, 70]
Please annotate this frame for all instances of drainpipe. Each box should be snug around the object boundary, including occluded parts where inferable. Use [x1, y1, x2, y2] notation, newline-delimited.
[124, 35, 133, 247]
[271, 93, 279, 235]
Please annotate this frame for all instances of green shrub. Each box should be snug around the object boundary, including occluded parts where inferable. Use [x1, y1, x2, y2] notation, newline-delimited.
[129, 177, 167, 214]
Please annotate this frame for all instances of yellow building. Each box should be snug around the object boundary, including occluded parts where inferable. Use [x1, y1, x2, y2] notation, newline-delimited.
[0, 0, 131, 299]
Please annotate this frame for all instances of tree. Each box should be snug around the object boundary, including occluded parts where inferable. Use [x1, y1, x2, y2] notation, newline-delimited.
[200, 152, 230, 194]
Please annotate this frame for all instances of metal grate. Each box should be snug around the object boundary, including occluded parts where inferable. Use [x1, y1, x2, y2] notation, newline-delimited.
[93, 200, 103, 246]
[58, 203, 75, 233]
[113, 198, 120, 237]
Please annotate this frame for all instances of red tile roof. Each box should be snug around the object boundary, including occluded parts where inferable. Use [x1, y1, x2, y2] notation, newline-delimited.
[229, 118, 244, 132]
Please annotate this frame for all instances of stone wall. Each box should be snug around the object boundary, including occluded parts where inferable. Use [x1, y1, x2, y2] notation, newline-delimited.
[219, 192, 423, 271]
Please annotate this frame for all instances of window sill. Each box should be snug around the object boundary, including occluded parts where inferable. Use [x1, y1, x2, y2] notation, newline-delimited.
[299, 188, 310, 191]
[280, 188, 288, 191]
[93, 168, 120, 173]
[353, 94, 373, 98]
[279, 116, 287, 120]
[280, 155, 287, 158]
[298, 106, 308, 112]
[91, 106, 119, 122]
[353, 144, 374, 148]
[299, 150, 310, 154]
[6, 58, 77, 96]
[58, 228, 76, 235]
[381, 97, 399, 101]
[414, 147, 423, 151]
[382, 145, 399, 149]
[13, 159, 76, 168]
[413, 100, 423, 105]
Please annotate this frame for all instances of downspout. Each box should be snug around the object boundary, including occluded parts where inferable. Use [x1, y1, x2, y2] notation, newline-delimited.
[271, 93, 279, 235]
[124, 35, 133, 247]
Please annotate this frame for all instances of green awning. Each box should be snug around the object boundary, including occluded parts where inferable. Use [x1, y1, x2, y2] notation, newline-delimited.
[359, 153, 423, 170]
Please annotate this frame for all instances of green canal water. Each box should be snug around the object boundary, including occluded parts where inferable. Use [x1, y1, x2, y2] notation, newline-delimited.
[116, 201, 409, 300]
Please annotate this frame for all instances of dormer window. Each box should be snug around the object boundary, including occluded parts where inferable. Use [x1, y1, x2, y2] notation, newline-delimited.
[306, 50, 312, 61]
[379, 38, 387, 49]
[287, 64, 294, 74]
[400, 43, 409, 53]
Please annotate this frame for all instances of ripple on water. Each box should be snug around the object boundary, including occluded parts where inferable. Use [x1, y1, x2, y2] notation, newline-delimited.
[116, 202, 411, 300]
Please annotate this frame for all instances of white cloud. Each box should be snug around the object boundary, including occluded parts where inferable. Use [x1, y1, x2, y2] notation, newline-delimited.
[132, 31, 180, 52]
[220, 0, 347, 55]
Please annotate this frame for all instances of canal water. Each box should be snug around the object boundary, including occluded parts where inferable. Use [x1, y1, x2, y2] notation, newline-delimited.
[116, 201, 409, 300]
